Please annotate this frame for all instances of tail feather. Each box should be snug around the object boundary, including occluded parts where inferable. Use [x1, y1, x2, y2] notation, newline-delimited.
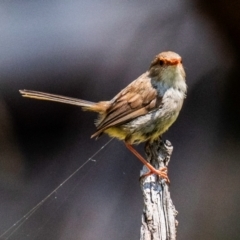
[19, 89, 95, 110]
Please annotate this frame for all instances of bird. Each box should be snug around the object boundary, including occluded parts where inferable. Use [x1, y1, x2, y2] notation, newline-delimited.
[19, 51, 187, 183]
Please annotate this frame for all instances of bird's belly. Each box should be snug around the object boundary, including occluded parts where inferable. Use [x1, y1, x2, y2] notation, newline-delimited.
[104, 108, 179, 144]
[128, 109, 179, 142]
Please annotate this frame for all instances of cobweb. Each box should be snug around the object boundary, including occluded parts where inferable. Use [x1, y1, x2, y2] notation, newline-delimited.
[0, 138, 114, 240]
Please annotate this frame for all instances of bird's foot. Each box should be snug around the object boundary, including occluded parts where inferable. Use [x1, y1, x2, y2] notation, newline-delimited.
[125, 143, 170, 183]
[141, 166, 170, 183]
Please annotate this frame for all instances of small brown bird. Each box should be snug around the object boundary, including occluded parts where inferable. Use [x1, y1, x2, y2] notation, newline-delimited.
[20, 51, 187, 182]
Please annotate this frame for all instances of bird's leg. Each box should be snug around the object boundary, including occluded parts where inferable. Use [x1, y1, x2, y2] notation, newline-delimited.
[124, 142, 169, 183]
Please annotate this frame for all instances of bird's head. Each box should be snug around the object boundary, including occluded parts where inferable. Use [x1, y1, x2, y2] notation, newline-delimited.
[149, 51, 186, 88]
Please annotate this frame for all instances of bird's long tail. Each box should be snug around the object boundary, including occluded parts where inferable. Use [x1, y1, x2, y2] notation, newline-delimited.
[19, 89, 96, 111]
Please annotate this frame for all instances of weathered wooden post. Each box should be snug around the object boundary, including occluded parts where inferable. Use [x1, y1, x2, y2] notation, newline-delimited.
[140, 138, 178, 240]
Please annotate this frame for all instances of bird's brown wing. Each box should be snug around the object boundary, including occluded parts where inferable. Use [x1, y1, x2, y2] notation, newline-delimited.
[91, 76, 162, 138]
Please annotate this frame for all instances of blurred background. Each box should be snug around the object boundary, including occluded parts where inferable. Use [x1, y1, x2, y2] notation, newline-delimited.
[0, 0, 240, 239]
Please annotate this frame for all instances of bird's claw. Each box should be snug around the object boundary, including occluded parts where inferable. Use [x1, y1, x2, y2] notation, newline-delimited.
[141, 166, 170, 184]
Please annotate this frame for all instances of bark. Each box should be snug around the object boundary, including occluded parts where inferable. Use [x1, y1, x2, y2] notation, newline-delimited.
[140, 138, 178, 240]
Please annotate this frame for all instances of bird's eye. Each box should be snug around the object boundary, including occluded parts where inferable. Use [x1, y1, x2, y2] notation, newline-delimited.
[180, 59, 183, 64]
[159, 60, 164, 66]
